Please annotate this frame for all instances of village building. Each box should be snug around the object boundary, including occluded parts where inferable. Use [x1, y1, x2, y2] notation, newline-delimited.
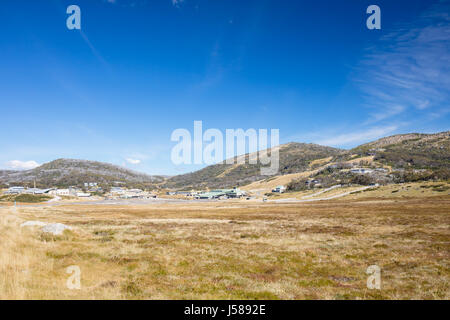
[196, 188, 246, 199]
[5, 186, 25, 194]
[76, 192, 91, 197]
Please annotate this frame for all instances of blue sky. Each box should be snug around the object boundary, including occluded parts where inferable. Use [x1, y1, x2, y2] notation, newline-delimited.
[0, 0, 448, 175]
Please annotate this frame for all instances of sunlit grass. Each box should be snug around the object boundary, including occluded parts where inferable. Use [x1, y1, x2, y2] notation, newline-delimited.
[1, 193, 448, 299]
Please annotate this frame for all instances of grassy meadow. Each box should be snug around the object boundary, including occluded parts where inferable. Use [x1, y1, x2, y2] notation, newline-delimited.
[0, 183, 449, 299]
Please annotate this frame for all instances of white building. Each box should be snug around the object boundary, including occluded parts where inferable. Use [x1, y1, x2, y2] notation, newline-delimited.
[5, 186, 25, 194]
[84, 182, 98, 188]
[110, 187, 125, 195]
[24, 188, 54, 195]
[54, 189, 70, 196]
[121, 189, 145, 198]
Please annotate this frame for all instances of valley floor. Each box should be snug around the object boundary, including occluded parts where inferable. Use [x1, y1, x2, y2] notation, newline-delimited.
[1, 192, 449, 299]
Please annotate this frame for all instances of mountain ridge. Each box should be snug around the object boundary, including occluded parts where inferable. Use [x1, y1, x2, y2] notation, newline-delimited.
[1, 131, 448, 189]
[0, 158, 165, 189]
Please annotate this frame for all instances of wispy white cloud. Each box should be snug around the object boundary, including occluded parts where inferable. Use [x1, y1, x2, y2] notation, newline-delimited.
[357, 2, 450, 123]
[315, 125, 399, 147]
[5, 160, 40, 170]
[126, 158, 141, 165]
[368, 104, 406, 122]
[299, 2, 450, 149]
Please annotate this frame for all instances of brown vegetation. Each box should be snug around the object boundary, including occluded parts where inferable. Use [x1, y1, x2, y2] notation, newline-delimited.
[1, 192, 448, 299]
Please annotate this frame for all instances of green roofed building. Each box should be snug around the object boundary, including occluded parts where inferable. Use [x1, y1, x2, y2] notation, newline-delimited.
[196, 188, 246, 199]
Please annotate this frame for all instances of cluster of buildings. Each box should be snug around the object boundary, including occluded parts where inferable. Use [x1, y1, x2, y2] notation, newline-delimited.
[195, 188, 247, 200]
[4, 184, 252, 201]
[3, 186, 92, 197]
[84, 182, 102, 192]
[109, 187, 156, 199]
[3, 184, 160, 200]
[166, 188, 248, 200]
[51, 188, 91, 197]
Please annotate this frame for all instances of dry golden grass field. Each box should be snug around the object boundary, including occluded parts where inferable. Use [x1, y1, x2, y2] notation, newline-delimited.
[1, 185, 449, 300]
